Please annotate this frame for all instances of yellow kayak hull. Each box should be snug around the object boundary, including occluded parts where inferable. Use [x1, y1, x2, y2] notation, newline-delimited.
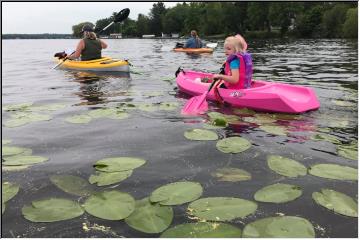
[55, 57, 130, 72]
[173, 48, 214, 54]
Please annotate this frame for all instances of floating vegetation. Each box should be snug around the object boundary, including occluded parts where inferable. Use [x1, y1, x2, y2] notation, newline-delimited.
[184, 129, 218, 141]
[94, 157, 146, 173]
[4, 112, 52, 128]
[3, 102, 33, 112]
[211, 168, 251, 182]
[143, 91, 164, 97]
[208, 112, 239, 123]
[312, 189, 357, 217]
[2, 182, 20, 203]
[242, 216, 315, 238]
[233, 108, 256, 115]
[2, 146, 26, 156]
[87, 108, 117, 118]
[259, 125, 288, 136]
[160, 76, 176, 82]
[22, 198, 84, 222]
[243, 114, 277, 124]
[216, 137, 251, 154]
[28, 103, 67, 112]
[2, 139, 12, 145]
[125, 198, 173, 234]
[203, 122, 227, 129]
[311, 133, 342, 145]
[160, 222, 242, 238]
[331, 100, 355, 107]
[89, 170, 133, 186]
[188, 197, 257, 221]
[137, 103, 158, 112]
[267, 155, 307, 178]
[159, 102, 179, 111]
[2, 165, 30, 172]
[150, 181, 203, 206]
[308, 164, 357, 181]
[2, 155, 48, 166]
[65, 114, 92, 124]
[50, 175, 93, 196]
[337, 141, 358, 161]
[84, 190, 135, 220]
[254, 183, 302, 203]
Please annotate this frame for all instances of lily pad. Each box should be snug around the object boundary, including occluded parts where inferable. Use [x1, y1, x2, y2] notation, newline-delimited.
[88, 108, 116, 118]
[233, 108, 256, 115]
[242, 216, 315, 238]
[12, 112, 52, 122]
[216, 137, 251, 154]
[337, 143, 357, 161]
[84, 190, 135, 220]
[211, 168, 251, 182]
[160, 222, 242, 238]
[267, 155, 307, 178]
[312, 189, 357, 217]
[4, 118, 32, 128]
[29, 103, 67, 112]
[308, 164, 357, 181]
[2, 146, 26, 156]
[2, 139, 12, 145]
[107, 111, 129, 120]
[150, 181, 203, 206]
[65, 114, 92, 124]
[137, 103, 158, 112]
[3, 102, 33, 111]
[188, 197, 257, 221]
[3, 155, 49, 166]
[50, 175, 93, 196]
[208, 112, 239, 123]
[2, 182, 20, 203]
[125, 198, 173, 233]
[311, 133, 341, 144]
[259, 125, 287, 136]
[144, 91, 163, 97]
[184, 129, 218, 141]
[159, 102, 179, 111]
[254, 183, 302, 203]
[331, 100, 354, 107]
[2, 165, 30, 171]
[89, 170, 133, 186]
[94, 157, 146, 172]
[22, 198, 84, 222]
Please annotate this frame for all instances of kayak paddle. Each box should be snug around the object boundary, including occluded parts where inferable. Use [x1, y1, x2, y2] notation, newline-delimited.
[181, 78, 219, 115]
[53, 8, 130, 70]
[206, 42, 218, 48]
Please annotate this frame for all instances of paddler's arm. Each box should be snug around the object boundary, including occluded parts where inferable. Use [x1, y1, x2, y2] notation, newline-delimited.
[213, 69, 240, 84]
[100, 39, 108, 49]
[68, 40, 85, 59]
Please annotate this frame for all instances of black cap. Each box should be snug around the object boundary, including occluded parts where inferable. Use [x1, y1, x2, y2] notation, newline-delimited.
[81, 24, 94, 33]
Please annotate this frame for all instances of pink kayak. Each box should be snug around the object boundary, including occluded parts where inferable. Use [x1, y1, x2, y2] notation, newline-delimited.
[176, 70, 320, 114]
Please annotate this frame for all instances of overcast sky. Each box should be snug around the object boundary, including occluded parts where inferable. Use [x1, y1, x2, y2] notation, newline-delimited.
[2, 2, 180, 34]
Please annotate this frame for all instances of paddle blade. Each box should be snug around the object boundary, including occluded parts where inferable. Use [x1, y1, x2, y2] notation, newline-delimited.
[181, 93, 208, 115]
[206, 43, 218, 48]
[114, 8, 130, 23]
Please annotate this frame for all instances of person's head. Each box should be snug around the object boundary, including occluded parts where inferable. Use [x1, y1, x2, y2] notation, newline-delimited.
[190, 30, 198, 38]
[81, 24, 97, 40]
[223, 34, 247, 55]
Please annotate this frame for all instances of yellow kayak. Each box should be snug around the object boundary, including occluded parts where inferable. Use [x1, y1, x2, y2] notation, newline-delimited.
[55, 57, 130, 72]
[173, 48, 214, 54]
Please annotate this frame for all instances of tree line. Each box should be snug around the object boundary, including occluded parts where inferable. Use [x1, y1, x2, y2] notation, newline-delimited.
[72, 2, 357, 39]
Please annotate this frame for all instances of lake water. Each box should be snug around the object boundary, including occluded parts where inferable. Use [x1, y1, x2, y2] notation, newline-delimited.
[2, 39, 358, 237]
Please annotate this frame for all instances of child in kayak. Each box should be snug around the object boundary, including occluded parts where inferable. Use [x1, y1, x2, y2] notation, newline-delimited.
[212, 34, 253, 89]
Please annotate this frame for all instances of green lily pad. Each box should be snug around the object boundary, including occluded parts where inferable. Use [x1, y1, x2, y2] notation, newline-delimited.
[3, 155, 49, 166]
[211, 168, 251, 182]
[188, 197, 257, 221]
[311, 133, 341, 144]
[125, 198, 173, 234]
[3, 102, 33, 111]
[242, 216, 315, 238]
[312, 189, 357, 217]
[87, 108, 116, 118]
[259, 125, 287, 136]
[89, 170, 133, 186]
[2, 165, 30, 171]
[184, 129, 218, 141]
[254, 183, 302, 203]
[144, 91, 163, 97]
[2, 139, 12, 145]
[107, 111, 129, 120]
[208, 112, 239, 123]
[203, 122, 226, 129]
[216, 137, 251, 154]
[337, 142, 358, 161]
[94, 157, 146, 172]
[243, 114, 277, 124]
[137, 103, 158, 112]
[65, 114, 92, 124]
[159, 102, 179, 111]
[84, 190, 135, 220]
[160, 222, 242, 238]
[2, 182, 20, 203]
[12, 112, 52, 121]
[308, 164, 357, 181]
[233, 108, 256, 115]
[267, 155, 307, 178]
[22, 198, 84, 222]
[150, 181, 203, 206]
[50, 175, 93, 196]
[331, 100, 354, 107]
[2, 146, 26, 156]
[160, 76, 176, 82]
[29, 103, 67, 112]
[4, 118, 32, 128]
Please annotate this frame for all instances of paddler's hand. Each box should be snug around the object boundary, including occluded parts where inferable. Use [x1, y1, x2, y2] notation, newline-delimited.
[212, 74, 222, 81]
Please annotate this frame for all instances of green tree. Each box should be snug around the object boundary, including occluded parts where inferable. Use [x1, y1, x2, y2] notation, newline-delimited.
[95, 18, 113, 35]
[201, 2, 225, 35]
[294, 5, 325, 37]
[72, 22, 94, 38]
[122, 19, 137, 37]
[149, 2, 167, 36]
[184, 2, 204, 35]
[246, 2, 270, 31]
[162, 3, 188, 34]
[136, 14, 150, 36]
[322, 3, 351, 38]
[343, 7, 358, 38]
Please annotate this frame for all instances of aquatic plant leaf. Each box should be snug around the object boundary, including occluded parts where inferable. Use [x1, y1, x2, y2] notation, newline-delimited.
[331, 100, 354, 107]
[242, 216, 315, 238]
[211, 168, 251, 182]
[160, 76, 176, 82]
[150, 181, 203, 206]
[2, 146, 26, 156]
[233, 108, 256, 115]
[4, 118, 31, 128]
[22, 198, 84, 222]
[50, 175, 93, 196]
[254, 183, 302, 203]
[243, 114, 277, 124]
[2, 182, 20, 203]
[267, 155, 307, 178]
[308, 164, 357, 181]
[144, 91, 163, 97]
[12, 112, 52, 122]
[89, 170, 133, 186]
[188, 197, 257, 221]
[216, 137, 251, 154]
[311, 133, 341, 144]
[184, 129, 218, 141]
[2, 165, 30, 171]
[259, 125, 287, 136]
[137, 103, 158, 112]
[3, 102, 33, 111]
[94, 157, 146, 172]
[203, 122, 226, 129]
[125, 198, 173, 233]
[28, 103, 67, 112]
[65, 114, 92, 124]
[87, 108, 116, 118]
[2, 139, 12, 145]
[160, 222, 242, 238]
[159, 102, 179, 111]
[3, 155, 49, 166]
[84, 190, 135, 220]
[107, 111, 129, 120]
[312, 189, 357, 217]
[337, 143, 358, 161]
[208, 112, 239, 123]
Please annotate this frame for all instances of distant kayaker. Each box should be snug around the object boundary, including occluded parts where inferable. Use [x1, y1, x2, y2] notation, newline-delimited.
[68, 24, 108, 61]
[184, 30, 203, 48]
[212, 34, 253, 89]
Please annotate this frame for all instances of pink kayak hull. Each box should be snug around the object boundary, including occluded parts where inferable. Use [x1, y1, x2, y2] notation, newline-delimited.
[176, 70, 320, 114]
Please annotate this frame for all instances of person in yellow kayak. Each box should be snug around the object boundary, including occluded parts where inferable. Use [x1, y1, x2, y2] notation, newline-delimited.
[67, 24, 108, 61]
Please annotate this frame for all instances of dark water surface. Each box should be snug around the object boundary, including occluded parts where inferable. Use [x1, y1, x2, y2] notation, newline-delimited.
[2, 39, 358, 237]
